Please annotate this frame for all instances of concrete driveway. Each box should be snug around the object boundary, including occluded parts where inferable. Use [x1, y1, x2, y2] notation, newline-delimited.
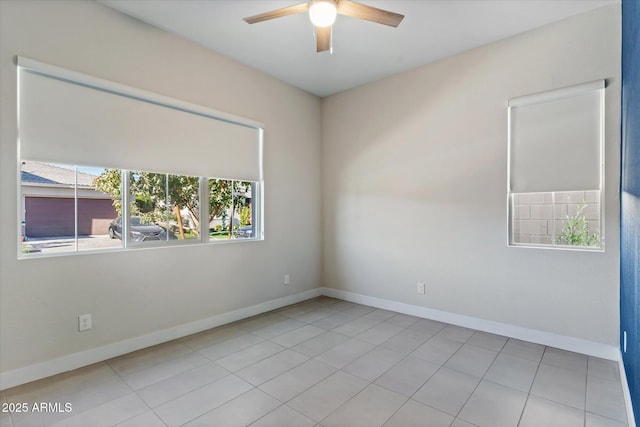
[22, 235, 122, 254]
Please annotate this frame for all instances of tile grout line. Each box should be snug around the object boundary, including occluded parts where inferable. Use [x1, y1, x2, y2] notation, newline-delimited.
[402, 330, 480, 421]
[35, 362, 139, 427]
[584, 353, 589, 427]
[513, 344, 546, 427]
[96, 361, 160, 427]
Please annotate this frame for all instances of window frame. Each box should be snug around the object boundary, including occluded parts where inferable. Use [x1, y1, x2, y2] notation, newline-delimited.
[506, 81, 605, 251]
[19, 164, 264, 258]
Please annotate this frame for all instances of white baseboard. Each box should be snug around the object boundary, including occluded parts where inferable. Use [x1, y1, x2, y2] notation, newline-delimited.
[320, 287, 620, 360]
[619, 351, 637, 427]
[0, 288, 322, 390]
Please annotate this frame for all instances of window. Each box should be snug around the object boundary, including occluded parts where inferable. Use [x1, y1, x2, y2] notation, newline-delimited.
[207, 179, 256, 240]
[17, 57, 263, 257]
[20, 162, 122, 254]
[127, 171, 201, 244]
[507, 81, 604, 250]
[510, 191, 601, 246]
[20, 164, 262, 255]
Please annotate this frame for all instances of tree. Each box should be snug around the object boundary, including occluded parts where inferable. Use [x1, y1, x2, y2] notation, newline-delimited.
[93, 169, 251, 238]
[134, 173, 200, 230]
[93, 169, 124, 215]
[208, 179, 251, 237]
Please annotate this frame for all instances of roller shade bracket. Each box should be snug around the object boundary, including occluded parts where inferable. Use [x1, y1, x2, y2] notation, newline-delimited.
[508, 79, 605, 108]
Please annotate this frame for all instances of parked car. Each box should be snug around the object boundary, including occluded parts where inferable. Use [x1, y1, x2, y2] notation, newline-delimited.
[108, 216, 168, 242]
[235, 225, 254, 238]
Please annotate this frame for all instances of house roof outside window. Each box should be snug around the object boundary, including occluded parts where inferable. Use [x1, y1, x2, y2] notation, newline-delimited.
[21, 161, 96, 187]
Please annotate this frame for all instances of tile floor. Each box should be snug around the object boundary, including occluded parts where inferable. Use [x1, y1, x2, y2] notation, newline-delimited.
[0, 297, 630, 427]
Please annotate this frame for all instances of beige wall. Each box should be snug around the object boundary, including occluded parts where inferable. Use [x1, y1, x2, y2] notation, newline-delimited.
[0, 1, 322, 373]
[322, 5, 621, 345]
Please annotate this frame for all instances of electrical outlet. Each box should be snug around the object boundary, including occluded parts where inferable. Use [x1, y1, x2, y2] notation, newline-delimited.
[284, 274, 290, 285]
[417, 282, 425, 294]
[78, 314, 92, 332]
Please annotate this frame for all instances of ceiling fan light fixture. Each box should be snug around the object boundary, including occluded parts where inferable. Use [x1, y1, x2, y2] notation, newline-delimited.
[309, 0, 337, 27]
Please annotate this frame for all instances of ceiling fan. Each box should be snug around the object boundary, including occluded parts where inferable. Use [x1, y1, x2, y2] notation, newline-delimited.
[243, 0, 404, 53]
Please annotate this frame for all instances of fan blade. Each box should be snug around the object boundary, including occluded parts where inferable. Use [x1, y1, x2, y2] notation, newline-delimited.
[244, 3, 310, 24]
[337, 0, 404, 27]
[316, 26, 331, 52]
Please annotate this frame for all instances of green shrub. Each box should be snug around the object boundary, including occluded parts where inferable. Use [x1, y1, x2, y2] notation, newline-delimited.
[555, 202, 599, 246]
[21, 243, 37, 254]
[240, 207, 251, 226]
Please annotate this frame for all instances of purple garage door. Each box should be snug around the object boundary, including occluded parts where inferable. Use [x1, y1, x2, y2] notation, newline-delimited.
[25, 197, 117, 237]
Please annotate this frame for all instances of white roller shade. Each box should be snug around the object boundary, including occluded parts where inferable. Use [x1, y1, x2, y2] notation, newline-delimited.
[18, 58, 262, 181]
[508, 81, 604, 193]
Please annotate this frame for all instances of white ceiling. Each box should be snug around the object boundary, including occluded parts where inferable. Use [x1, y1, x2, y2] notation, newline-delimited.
[99, 0, 615, 97]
